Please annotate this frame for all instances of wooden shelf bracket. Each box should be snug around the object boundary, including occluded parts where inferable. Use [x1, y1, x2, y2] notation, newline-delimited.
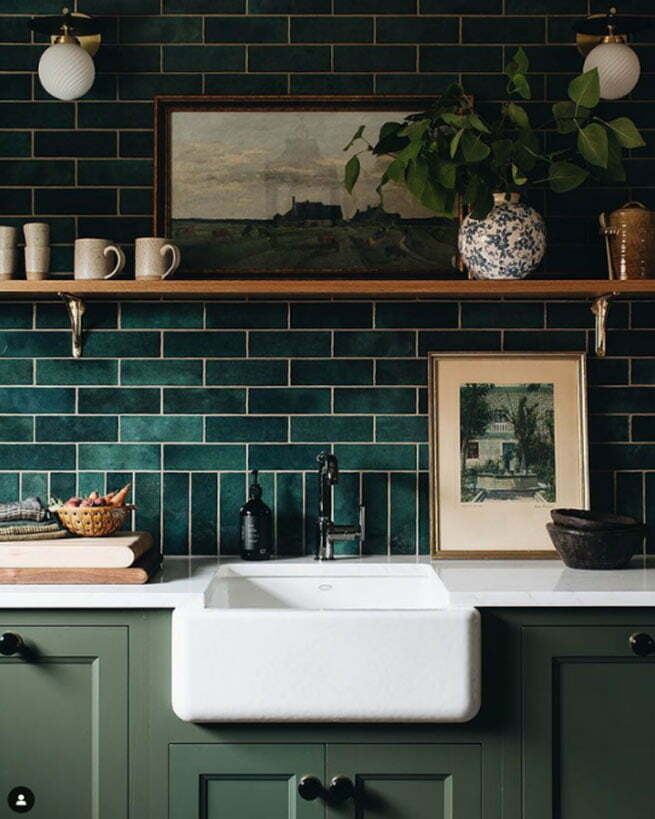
[590, 292, 617, 357]
[59, 292, 86, 358]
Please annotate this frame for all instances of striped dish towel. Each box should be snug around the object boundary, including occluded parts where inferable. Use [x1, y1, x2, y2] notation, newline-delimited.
[0, 529, 69, 542]
[0, 498, 49, 523]
[0, 521, 65, 540]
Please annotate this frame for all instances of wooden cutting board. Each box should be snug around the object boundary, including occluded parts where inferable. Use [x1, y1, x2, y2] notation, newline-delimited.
[0, 547, 162, 584]
[0, 531, 153, 568]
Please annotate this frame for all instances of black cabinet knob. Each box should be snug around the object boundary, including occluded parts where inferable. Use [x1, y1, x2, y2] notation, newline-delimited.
[328, 776, 355, 804]
[0, 633, 24, 657]
[298, 775, 324, 801]
[630, 632, 655, 657]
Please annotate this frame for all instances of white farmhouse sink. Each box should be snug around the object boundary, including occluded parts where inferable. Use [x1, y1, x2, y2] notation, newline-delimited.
[171, 562, 480, 723]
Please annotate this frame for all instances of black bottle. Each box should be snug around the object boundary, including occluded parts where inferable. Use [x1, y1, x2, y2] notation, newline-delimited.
[239, 470, 272, 561]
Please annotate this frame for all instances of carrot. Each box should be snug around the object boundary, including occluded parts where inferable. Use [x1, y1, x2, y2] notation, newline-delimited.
[110, 483, 131, 506]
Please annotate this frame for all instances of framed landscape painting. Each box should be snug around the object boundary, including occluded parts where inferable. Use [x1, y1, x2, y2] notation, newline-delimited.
[428, 353, 589, 558]
[154, 95, 460, 279]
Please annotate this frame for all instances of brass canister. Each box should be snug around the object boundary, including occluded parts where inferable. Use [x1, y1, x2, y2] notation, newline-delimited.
[600, 201, 655, 280]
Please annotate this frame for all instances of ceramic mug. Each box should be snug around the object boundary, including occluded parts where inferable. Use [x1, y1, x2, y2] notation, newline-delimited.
[74, 238, 125, 280]
[0, 246, 16, 280]
[23, 222, 49, 247]
[24, 245, 50, 280]
[0, 225, 17, 247]
[134, 237, 181, 280]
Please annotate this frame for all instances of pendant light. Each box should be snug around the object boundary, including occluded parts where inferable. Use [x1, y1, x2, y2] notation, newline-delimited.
[573, 8, 651, 100]
[28, 8, 101, 102]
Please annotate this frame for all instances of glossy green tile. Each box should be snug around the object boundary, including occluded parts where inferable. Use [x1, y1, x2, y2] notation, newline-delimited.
[121, 16, 203, 43]
[304, 468, 318, 555]
[0, 158, 54, 187]
[36, 302, 118, 329]
[548, 302, 628, 329]
[85, 0, 160, 10]
[0, 188, 30, 214]
[250, 331, 330, 358]
[0, 360, 33, 385]
[121, 302, 203, 329]
[291, 302, 372, 329]
[420, 45, 503, 72]
[78, 102, 152, 129]
[335, 45, 415, 71]
[79, 444, 159, 471]
[462, 16, 545, 43]
[334, 387, 415, 414]
[206, 359, 287, 386]
[0, 388, 74, 414]
[292, 17, 373, 43]
[36, 188, 116, 215]
[0, 417, 33, 442]
[0, 445, 74, 470]
[0, 132, 30, 157]
[0, 332, 69, 357]
[376, 416, 428, 442]
[418, 472, 430, 555]
[589, 415, 628, 442]
[250, 387, 330, 414]
[0, 472, 18, 502]
[0, 304, 31, 329]
[419, 331, 501, 354]
[376, 302, 457, 330]
[83, 332, 161, 358]
[291, 416, 372, 442]
[163, 472, 189, 556]
[462, 301, 544, 329]
[21, 472, 48, 502]
[36, 416, 117, 442]
[250, 0, 327, 10]
[79, 388, 160, 415]
[590, 387, 655, 414]
[95, 45, 161, 73]
[205, 73, 289, 94]
[206, 302, 287, 329]
[249, 444, 327, 471]
[291, 359, 372, 385]
[277, 472, 304, 556]
[608, 331, 655, 356]
[135, 472, 161, 549]
[335, 331, 415, 357]
[164, 388, 245, 414]
[375, 359, 427, 385]
[164, 444, 245, 471]
[36, 359, 118, 386]
[50, 472, 76, 503]
[119, 74, 202, 100]
[504, 330, 586, 352]
[362, 472, 388, 554]
[120, 131, 152, 157]
[632, 360, 655, 384]
[206, 416, 288, 442]
[219, 472, 246, 556]
[121, 416, 202, 442]
[249, 45, 330, 72]
[164, 45, 244, 72]
[390, 472, 416, 554]
[0, 75, 31, 100]
[35, 130, 117, 157]
[591, 444, 655, 471]
[207, 16, 288, 42]
[632, 416, 655, 442]
[78, 159, 151, 187]
[78, 472, 105, 497]
[334, 444, 416, 470]
[376, 16, 458, 43]
[191, 473, 218, 555]
[120, 189, 153, 214]
[121, 360, 202, 386]
[375, 73, 458, 94]
[333, 472, 360, 556]
[164, 331, 246, 358]
[0, 46, 49, 72]
[291, 74, 373, 94]
[616, 472, 644, 523]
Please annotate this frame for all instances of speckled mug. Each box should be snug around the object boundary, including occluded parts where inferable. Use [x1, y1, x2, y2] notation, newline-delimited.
[74, 238, 125, 280]
[134, 237, 181, 280]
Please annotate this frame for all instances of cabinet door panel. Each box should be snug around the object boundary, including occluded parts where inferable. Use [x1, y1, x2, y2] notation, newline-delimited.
[0, 623, 127, 819]
[169, 744, 325, 819]
[524, 625, 655, 819]
[326, 744, 481, 819]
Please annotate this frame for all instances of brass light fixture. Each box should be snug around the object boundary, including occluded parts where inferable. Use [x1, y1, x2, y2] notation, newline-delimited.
[573, 7, 651, 99]
[28, 7, 101, 101]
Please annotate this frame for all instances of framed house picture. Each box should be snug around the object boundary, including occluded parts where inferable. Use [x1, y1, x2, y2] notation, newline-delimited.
[153, 95, 460, 279]
[428, 352, 589, 558]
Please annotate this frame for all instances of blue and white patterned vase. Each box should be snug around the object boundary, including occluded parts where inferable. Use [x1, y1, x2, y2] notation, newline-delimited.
[458, 193, 546, 280]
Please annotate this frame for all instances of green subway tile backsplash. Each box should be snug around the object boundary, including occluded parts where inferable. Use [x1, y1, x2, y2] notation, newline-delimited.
[1, 0, 655, 552]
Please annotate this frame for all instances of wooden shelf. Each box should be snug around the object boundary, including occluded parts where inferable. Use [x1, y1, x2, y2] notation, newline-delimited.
[0, 278, 654, 299]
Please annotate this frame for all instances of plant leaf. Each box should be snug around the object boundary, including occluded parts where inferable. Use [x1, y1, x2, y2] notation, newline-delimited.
[468, 112, 490, 133]
[470, 186, 494, 220]
[510, 74, 531, 100]
[506, 102, 530, 130]
[450, 128, 465, 159]
[441, 112, 468, 128]
[435, 159, 456, 189]
[552, 100, 590, 134]
[405, 158, 429, 201]
[343, 125, 365, 152]
[504, 47, 529, 77]
[420, 179, 448, 214]
[511, 163, 528, 186]
[577, 122, 608, 168]
[344, 155, 360, 193]
[548, 161, 589, 193]
[607, 117, 646, 149]
[461, 130, 491, 163]
[385, 157, 405, 183]
[568, 68, 600, 109]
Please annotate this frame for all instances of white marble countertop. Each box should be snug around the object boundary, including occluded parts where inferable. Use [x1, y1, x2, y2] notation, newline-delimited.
[2, 554, 655, 609]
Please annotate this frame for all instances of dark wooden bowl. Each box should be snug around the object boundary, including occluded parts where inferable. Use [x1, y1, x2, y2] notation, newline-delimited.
[550, 508, 639, 531]
[546, 522, 646, 570]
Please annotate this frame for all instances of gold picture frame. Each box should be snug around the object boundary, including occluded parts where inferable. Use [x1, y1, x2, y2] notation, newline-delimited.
[428, 352, 589, 559]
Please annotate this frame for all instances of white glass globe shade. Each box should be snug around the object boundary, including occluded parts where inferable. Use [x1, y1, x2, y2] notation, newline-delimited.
[583, 41, 640, 100]
[38, 42, 95, 101]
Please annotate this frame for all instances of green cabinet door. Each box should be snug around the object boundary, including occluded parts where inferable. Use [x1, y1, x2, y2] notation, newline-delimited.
[0, 622, 128, 819]
[523, 624, 655, 819]
[326, 744, 481, 819]
[169, 744, 325, 819]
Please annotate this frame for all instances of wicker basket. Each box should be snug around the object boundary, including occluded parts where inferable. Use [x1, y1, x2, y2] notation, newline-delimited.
[57, 505, 134, 537]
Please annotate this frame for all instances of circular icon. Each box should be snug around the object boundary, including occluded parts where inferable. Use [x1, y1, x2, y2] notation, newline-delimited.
[8, 787, 35, 813]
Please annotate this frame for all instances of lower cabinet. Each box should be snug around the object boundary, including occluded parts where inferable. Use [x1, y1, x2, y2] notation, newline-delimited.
[169, 742, 481, 819]
[523, 622, 655, 819]
[0, 622, 128, 819]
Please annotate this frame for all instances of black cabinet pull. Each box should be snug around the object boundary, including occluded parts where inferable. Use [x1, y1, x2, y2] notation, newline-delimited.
[298, 775, 324, 801]
[629, 632, 655, 657]
[0, 633, 24, 657]
[328, 776, 355, 804]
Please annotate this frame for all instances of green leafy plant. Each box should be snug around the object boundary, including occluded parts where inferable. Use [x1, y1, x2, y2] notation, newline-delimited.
[344, 48, 645, 220]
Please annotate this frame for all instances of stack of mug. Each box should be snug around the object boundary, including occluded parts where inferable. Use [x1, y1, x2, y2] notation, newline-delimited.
[24, 222, 50, 281]
[0, 226, 17, 281]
